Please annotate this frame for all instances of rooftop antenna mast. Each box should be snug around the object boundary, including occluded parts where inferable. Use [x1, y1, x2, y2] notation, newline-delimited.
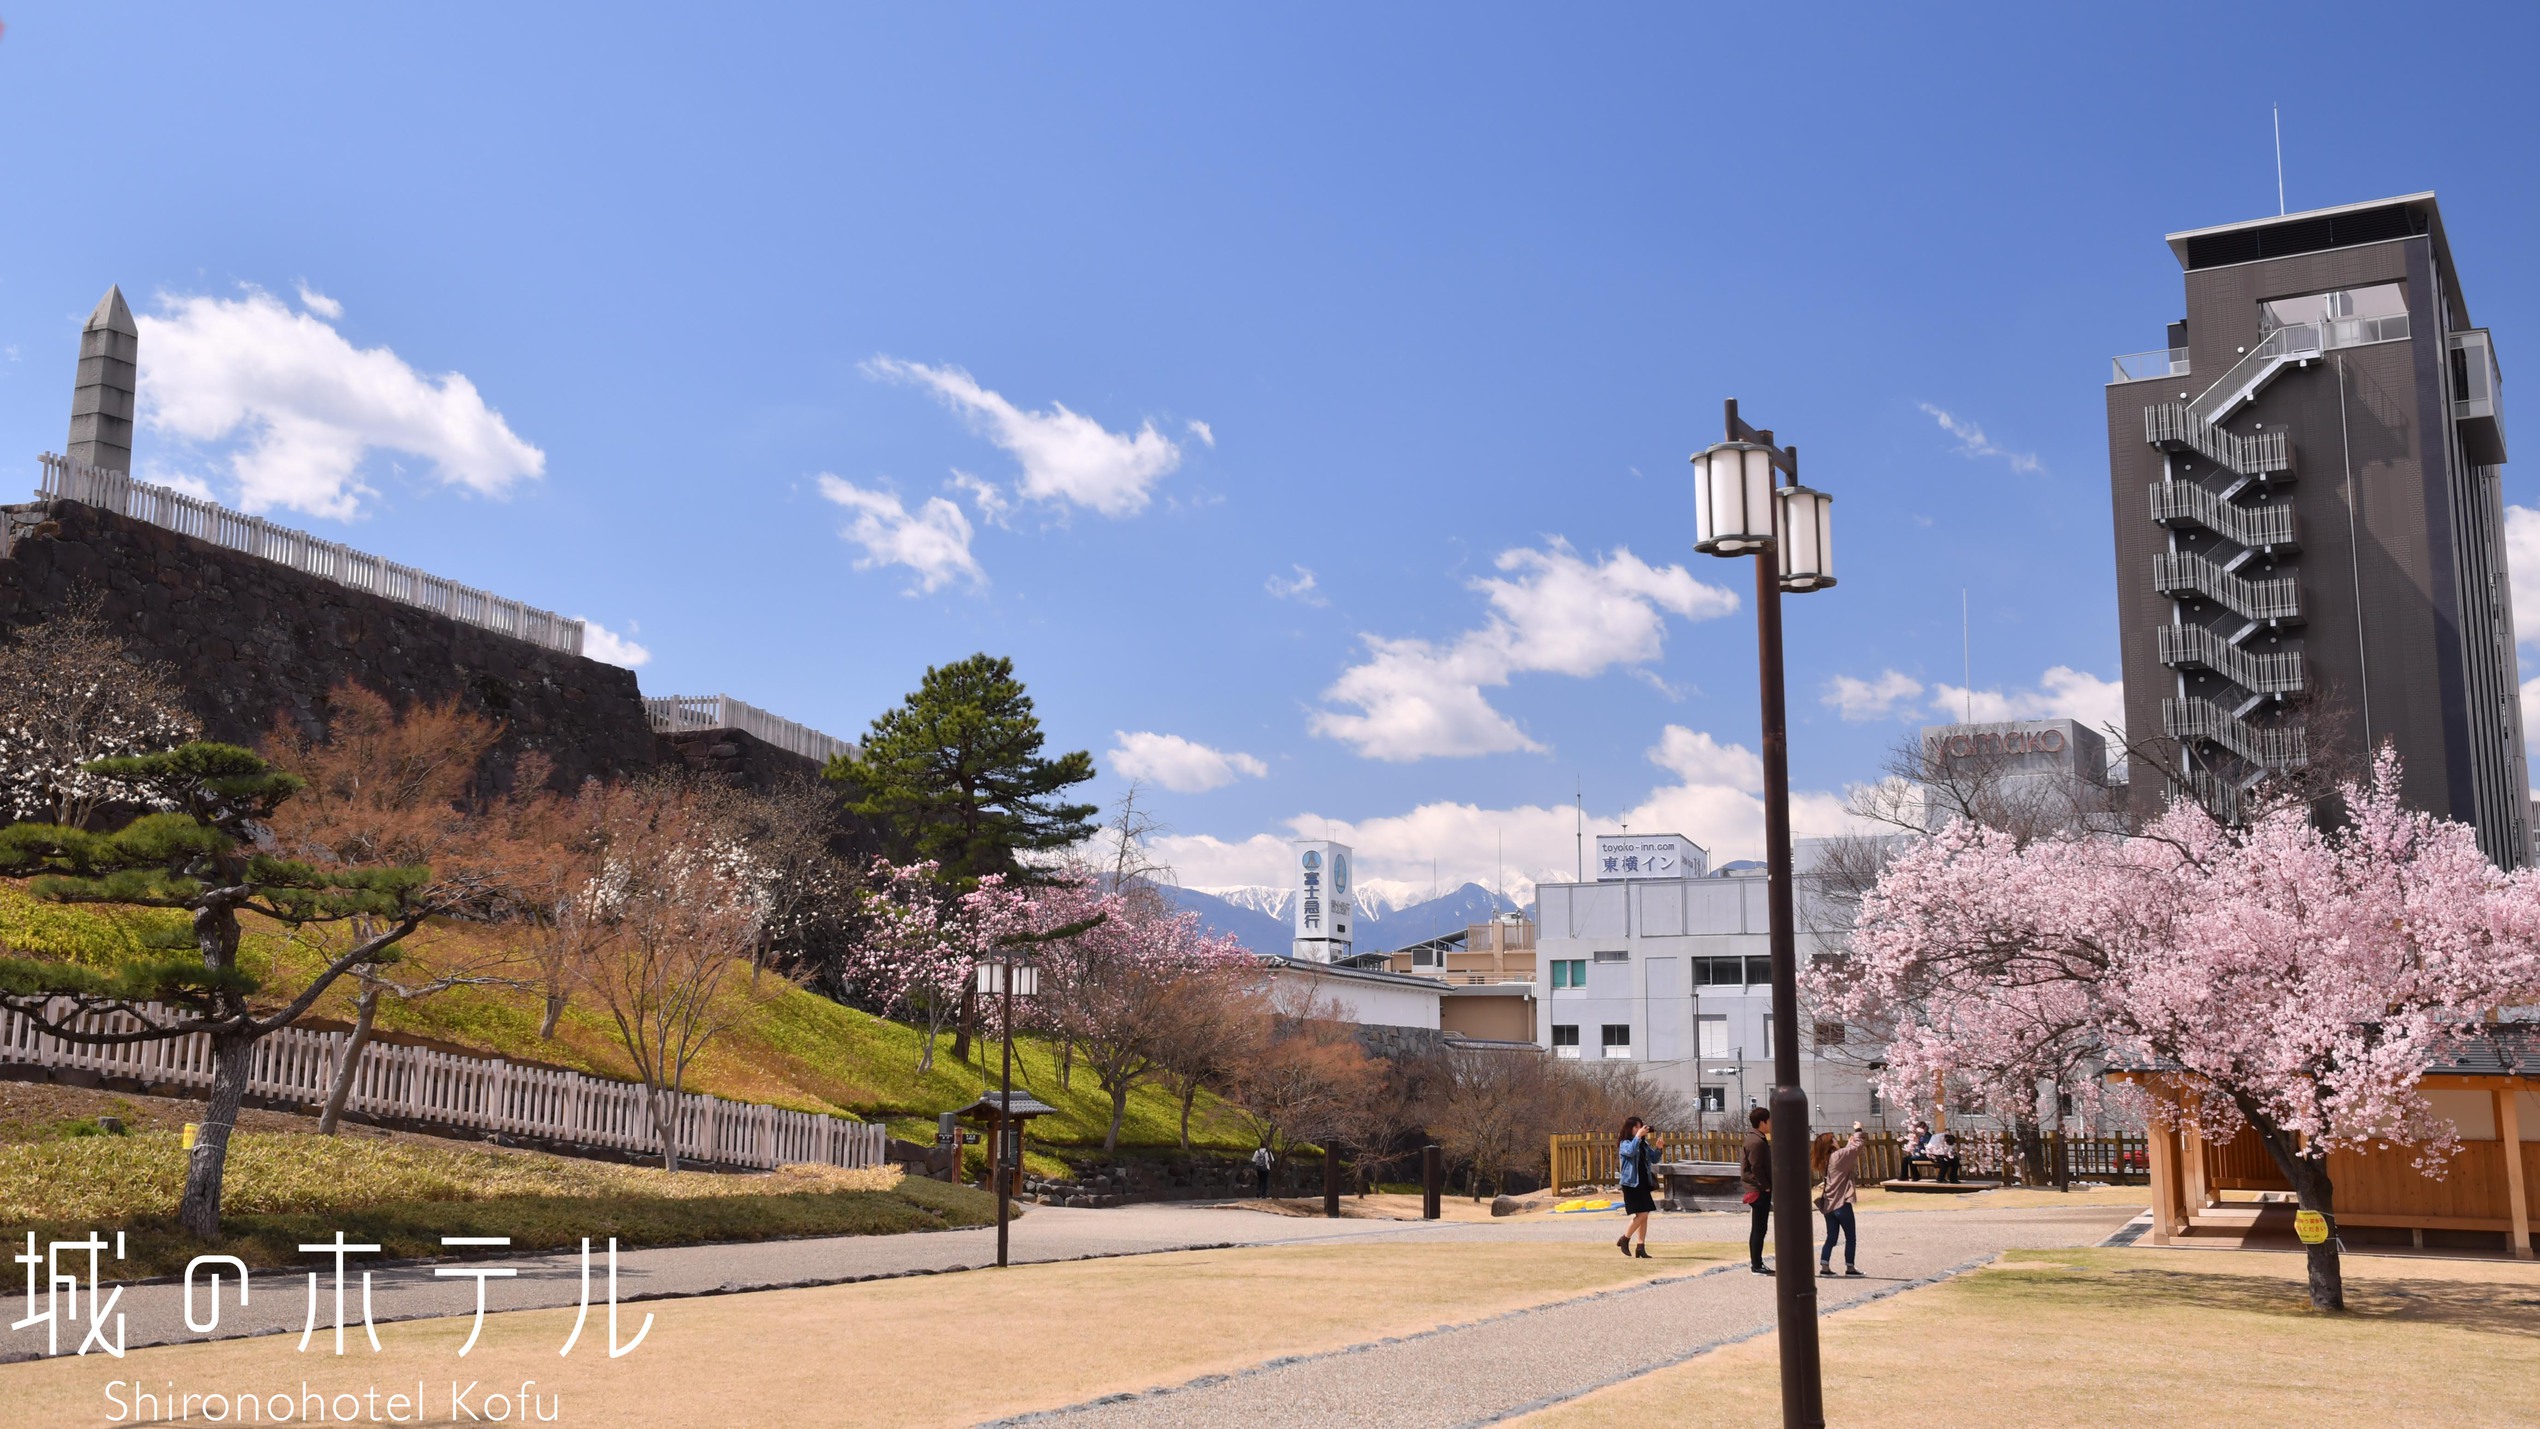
[1497, 829, 1505, 914]
[2273, 104, 2286, 215]
[1574, 775, 1583, 883]
[1962, 588, 1973, 723]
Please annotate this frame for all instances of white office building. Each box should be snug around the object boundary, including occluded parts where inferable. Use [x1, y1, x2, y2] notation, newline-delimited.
[1533, 835, 1882, 1131]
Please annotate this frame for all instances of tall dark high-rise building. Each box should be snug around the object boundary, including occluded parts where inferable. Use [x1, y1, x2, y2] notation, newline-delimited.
[2104, 193, 2523, 866]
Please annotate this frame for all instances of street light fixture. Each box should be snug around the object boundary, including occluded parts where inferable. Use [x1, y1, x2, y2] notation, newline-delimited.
[976, 957, 1040, 1268]
[1691, 398, 1833, 1429]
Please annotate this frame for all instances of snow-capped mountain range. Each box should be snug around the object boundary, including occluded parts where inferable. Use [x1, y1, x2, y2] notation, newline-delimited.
[1162, 880, 1528, 957]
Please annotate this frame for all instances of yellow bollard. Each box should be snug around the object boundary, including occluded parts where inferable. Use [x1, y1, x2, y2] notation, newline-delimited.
[182, 1123, 199, 1151]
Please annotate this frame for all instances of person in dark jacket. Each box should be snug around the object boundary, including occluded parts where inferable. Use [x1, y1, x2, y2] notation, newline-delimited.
[1739, 1105, 1773, 1275]
[1614, 1116, 1661, 1259]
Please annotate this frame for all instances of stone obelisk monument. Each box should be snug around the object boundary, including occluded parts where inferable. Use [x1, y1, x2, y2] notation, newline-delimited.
[66, 286, 138, 474]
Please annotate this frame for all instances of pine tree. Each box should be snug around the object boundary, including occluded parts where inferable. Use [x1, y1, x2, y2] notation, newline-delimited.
[0, 744, 434, 1238]
[830, 654, 1097, 883]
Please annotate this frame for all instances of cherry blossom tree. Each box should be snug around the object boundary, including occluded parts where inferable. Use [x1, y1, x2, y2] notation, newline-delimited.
[1840, 750, 2540, 1309]
[845, 860, 1031, 1072]
[1024, 881, 1252, 1152]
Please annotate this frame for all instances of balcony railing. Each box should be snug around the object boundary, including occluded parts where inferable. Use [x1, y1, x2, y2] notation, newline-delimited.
[2156, 624, 2304, 697]
[643, 694, 857, 765]
[2111, 347, 2191, 383]
[2163, 697, 2308, 770]
[2148, 481, 2296, 551]
[2153, 552, 2301, 626]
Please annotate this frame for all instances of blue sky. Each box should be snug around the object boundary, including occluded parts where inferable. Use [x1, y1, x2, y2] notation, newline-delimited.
[4, 5, 2537, 900]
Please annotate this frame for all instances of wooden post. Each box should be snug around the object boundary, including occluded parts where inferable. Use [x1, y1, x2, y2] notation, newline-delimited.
[2182, 1123, 2209, 1219]
[2144, 1122, 2175, 1245]
[2499, 1083, 2532, 1261]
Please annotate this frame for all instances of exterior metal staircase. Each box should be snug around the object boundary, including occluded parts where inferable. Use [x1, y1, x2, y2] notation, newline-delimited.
[2156, 623, 2304, 699]
[2163, 697, 2308, 772]
[2151, 552, 2301, 628]
[2144, 404, 2292, 478]
[2149, 481, 2297, 553]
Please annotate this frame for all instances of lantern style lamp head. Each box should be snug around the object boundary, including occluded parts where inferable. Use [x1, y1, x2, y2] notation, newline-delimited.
[1691, 441, 1777, 555]
[1775, 484, 1835, 592]
[976, 960, 1039, 997]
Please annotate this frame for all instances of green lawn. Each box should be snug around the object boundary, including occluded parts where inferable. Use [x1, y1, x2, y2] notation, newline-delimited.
[0, 883, 1248, 1160]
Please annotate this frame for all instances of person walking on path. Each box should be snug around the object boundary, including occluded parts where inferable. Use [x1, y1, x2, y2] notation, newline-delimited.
[1816, 1123, 1869, 1277]
[1739, 1105, 1773, 1275]
[1251, 1144, 1274, 1198]
[1613, 1117, 1662, 1259]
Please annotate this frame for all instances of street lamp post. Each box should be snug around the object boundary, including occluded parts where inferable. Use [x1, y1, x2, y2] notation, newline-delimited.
[1692, 397, 1835, 1429]
[975, 956, 1040, 1269]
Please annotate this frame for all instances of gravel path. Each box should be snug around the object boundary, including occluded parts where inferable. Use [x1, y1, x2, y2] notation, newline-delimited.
[0, 1200, 1459, 1362]
[994, 1202, 2136, 1428]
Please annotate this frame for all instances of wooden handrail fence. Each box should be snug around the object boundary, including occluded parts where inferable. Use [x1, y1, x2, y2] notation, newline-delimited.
[1551, 1127, 2148, 1193]
[0, 999, 885, 1171]
[32, 453, 586, 657]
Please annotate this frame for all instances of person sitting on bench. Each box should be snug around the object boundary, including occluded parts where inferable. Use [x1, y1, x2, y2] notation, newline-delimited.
[1897, 1121, 1929, 1181]
[1924, 1127, 1961, 1184]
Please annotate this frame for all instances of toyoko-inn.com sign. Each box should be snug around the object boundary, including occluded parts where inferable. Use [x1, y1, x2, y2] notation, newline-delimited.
[1594, 834, 1706, 882]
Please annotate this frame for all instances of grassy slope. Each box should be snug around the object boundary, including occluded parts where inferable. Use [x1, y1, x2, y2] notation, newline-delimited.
[0, 883, 1245, 1158]
[0, 1125, 999, 1276]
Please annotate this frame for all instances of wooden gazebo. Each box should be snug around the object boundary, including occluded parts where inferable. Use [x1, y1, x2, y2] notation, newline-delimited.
[2115, 1026, 2537, 1257]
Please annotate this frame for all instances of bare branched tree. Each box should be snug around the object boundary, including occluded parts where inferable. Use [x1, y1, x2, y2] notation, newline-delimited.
[0, 590, 198, 827]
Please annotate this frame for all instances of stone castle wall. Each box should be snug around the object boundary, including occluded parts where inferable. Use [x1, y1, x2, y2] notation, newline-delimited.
[0, 499, 659, 791]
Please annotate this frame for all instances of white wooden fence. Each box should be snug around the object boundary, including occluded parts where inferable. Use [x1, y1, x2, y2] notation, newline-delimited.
[34, 453, 587, 658]
[0, 1000, 886, 1171]
[643, 693, 856, 765]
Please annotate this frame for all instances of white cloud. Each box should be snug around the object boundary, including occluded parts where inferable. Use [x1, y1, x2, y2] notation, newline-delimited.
[1266, 564, 1326, 606]
[816, 474, 985, 593]
[135, 461, 217, 502]
[137, 287, 543, 521]
[1310, 540, 1738, 762]
[1647, 725, 1763, 792]
[946, 469, 1014, 527]
[1107, 730, 1269, 794]
[1929, 665, 2124, 732]
[577, 618, 652, 668]
[1823, 669, 1926, 722]
[1185, 419, 1215, 448]
[2524, 676, 2540, 765]
[864, 357, 1182, 518]
[293, 282, 343, 320]
[2504, 505, 2540, 648]
[1147, 719, 1854, 904]
[1917, 402, 2043, 476]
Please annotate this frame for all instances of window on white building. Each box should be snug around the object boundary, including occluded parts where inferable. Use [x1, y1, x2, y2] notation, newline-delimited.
[1696, 1014, 1728, 1059]
[1600, 1024, 1633, 1057]
[1552, 1024, 1580, 1059]
[1699, 1086, 1727, 1113]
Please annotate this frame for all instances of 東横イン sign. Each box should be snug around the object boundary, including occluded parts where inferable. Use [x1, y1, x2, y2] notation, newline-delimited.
[2293, 1209, 2328, 1244]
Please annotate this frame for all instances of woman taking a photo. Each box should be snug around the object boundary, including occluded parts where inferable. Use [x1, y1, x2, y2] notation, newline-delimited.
[1615, 1116, 1661, 1259]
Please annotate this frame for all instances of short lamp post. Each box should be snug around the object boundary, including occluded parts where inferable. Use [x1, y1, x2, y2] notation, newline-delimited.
[1692, 398, 1834, 1429]
[975, 957, 1040, 1268]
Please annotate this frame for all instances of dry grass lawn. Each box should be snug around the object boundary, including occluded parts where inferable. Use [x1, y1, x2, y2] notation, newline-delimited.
[0, 1239, 1738, 1427]
[1850, 1183, 2151, 1214]
[1521, 1246, 2540, 1429]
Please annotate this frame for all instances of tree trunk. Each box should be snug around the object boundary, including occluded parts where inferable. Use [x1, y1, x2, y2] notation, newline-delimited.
[2011, 1116, 2049, 1188]
[1060, 1036, 1075, 1091]
[539, 990, 567, 1040]
[1104, 1082, 1129, 1153]
[180, 1031, 256, 1240]
[917, 1023, 938, 1075]
[651, 1087, 682, 1173]
[1177, 1082, 1197, 1153]
[951, 981, 976, 1064]
[2251, 1116, 2344, 1310]
[316, 985, 382, 1136]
